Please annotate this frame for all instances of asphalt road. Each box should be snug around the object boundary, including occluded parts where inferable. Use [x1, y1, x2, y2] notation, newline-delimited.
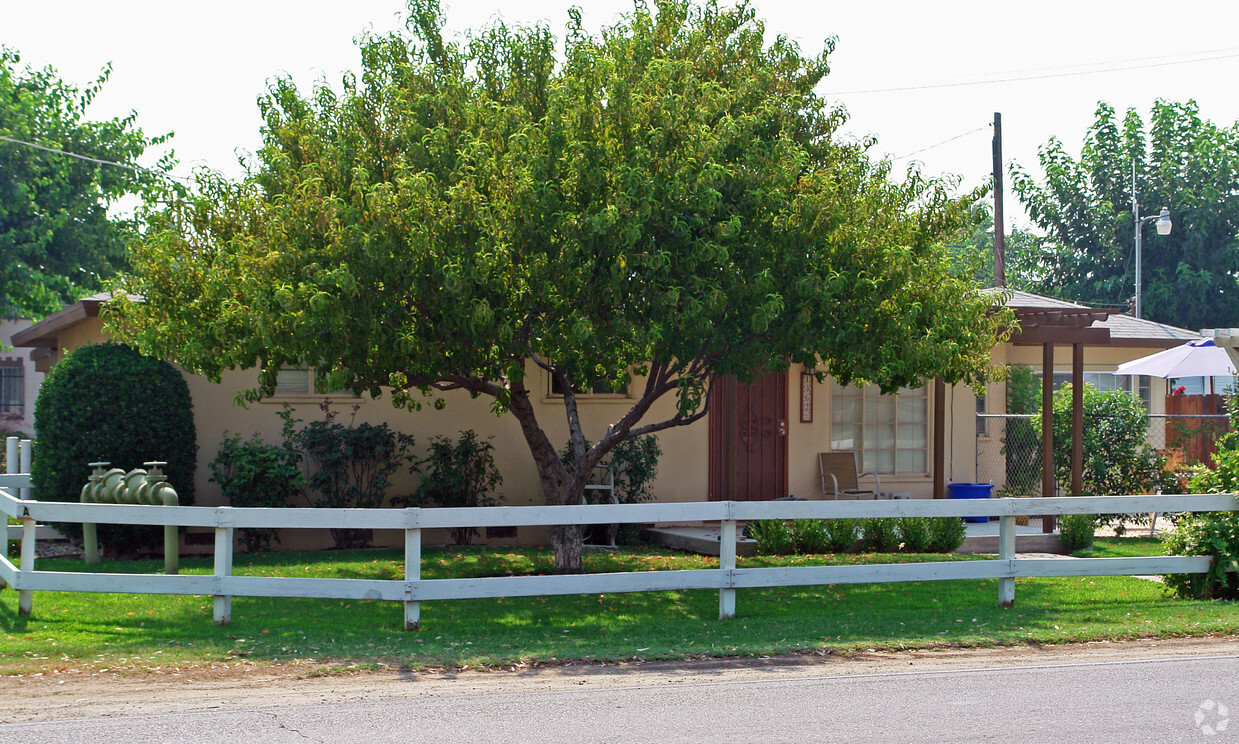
[4, 654, 1236, 743]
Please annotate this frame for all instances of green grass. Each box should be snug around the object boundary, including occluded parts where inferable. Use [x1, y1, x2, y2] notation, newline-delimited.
[1074, 537, 1166, 559]
[2, 545, 1235, 674]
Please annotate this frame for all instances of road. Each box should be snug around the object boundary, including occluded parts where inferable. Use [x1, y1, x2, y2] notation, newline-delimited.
[3, 647, 1235, 742]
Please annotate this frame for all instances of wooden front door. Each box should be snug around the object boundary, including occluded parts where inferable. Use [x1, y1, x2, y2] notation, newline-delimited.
[708, 372, 788, 501]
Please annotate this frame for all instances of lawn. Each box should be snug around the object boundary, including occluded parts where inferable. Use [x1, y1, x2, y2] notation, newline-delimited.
[1, 544, 1235, 674]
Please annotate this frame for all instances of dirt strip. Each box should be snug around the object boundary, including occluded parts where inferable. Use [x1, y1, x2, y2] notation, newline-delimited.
[4, 636, 1238, 723]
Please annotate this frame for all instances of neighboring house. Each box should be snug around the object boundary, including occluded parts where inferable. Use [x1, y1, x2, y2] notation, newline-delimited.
[1, 318, 45, 438]
[12, 290, 1195, 548]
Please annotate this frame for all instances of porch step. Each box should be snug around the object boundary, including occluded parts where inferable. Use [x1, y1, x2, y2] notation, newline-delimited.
[644, 526, 758, 557]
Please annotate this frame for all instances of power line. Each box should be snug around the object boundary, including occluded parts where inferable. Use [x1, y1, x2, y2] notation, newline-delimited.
[829, 47, 1239, 96]
[0, 133, 186, 183]
[893, 126, 988, 161]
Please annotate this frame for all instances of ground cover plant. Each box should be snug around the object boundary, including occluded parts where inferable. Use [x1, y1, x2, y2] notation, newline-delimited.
[2, 545, 1235, 674]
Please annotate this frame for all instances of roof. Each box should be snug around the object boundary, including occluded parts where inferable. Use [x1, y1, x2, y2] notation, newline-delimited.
[1097, 314, 1200, 347]
[984, 288, 1198, 349]
[10, 292, 118, 348]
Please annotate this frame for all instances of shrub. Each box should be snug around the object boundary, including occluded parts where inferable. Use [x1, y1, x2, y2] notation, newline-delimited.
[1161, 512, 1239, 600]
[282, 403, 416, 549]
[31, 343, 197, 558]
[209, 434, 303, 552]
[860, 517, 900, 552]
[897, 517, 934, 553]
[823, 518, 860, 553]
[1058, 514, 1097, 553]
[1163, 410, 1239, 598]
[927, 517, 967, 553]
[410, 430, 503, 545]
[746, 520, 794, 555]
[790, 519, 830, 554]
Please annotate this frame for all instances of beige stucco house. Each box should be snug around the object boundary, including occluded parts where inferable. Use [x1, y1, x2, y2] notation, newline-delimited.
[10, 290, 1198, 549]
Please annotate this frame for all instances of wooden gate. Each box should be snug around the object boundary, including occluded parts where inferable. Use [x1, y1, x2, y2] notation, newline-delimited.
[708, 372, 788, 501]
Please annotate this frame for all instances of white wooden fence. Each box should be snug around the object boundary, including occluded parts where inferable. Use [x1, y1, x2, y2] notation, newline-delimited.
[1, 470, 1235, 630]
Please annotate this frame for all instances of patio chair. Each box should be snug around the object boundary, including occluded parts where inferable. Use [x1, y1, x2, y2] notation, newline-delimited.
[818, 451, 882, 500]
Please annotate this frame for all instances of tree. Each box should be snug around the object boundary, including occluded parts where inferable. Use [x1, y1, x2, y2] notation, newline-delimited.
[111, 0, 1009, 572]
[0, 47, 170, 319]
[949, 210, 1049, 291]
[1010, 100, 1239, 329]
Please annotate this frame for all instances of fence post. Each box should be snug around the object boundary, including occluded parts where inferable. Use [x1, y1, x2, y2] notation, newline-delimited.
[404, 511, 421, 631]
[18, 440, 31, 501]
[718, 504, 737, 619]
[998, 513, 1016, 608]
[213, 509, 234, 626]
[3, 436, 15, 580]
[18, 517, 35, 615]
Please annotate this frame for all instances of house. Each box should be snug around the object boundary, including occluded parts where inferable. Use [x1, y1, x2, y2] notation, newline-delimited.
[0, 318, 44, 439]
[9, 290, 1197, 549]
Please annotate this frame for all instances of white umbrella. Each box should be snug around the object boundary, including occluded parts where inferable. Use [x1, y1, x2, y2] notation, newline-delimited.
[1113, 339, 1236, 389]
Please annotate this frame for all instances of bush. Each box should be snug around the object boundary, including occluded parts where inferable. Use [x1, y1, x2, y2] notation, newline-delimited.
[282, 403, 416, 549]
[209, 434, 303, 552]
[1161, 512, 1239, 600]
[1042, 384, 1173, 496]
[746, 520, 795, 555]
[897, 517, 934, 553]
[823, 518, 860, 553]
[1163, 409, 1239, 598]
[1058, 514, 1097, 553]
[31, 343, 197, 558]
[410, 430, 503, 545]
[790, 519, 830, 554]
[927, 517, 967, 553]
[860, 517, 900, 552]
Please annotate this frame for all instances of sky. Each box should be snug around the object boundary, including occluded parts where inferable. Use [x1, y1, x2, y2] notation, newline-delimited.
[7, 0, 1239, 230]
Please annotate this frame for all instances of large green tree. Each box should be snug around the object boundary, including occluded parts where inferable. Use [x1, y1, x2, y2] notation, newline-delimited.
[1010, 100, 1239, 329]
[112, 0, 1009, 572]
[0, 47, 169, 319]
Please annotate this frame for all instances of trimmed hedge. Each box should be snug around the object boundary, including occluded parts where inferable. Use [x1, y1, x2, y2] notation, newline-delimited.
[31, 343, 197, 557]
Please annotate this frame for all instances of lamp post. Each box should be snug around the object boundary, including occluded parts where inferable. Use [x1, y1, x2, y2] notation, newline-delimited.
[1132, 164, 1171, 319]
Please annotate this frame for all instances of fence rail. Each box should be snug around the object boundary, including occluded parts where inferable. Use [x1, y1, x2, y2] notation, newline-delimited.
[1, 473, 1235, 630]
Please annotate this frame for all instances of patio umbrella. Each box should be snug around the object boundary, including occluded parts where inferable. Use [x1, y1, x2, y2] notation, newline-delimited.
[1113, 338, 1236, 391]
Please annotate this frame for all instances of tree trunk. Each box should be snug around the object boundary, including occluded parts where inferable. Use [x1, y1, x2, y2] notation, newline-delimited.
[549, 523, 585, 574]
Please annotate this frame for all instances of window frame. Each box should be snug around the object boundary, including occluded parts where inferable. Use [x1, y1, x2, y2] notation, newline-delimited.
[0, 361, 23, 419]
[830, 382, 929, 476]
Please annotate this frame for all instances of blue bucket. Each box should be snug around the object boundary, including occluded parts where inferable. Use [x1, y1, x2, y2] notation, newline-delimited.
[948, 482, 993, 523]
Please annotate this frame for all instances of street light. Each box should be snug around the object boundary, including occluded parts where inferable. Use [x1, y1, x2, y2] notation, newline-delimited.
[1132, 161, 1172, 320]
[1134, 205, 1171, 320]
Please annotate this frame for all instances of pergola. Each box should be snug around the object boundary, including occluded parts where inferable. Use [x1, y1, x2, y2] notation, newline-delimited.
[931, 292, 1115, 534]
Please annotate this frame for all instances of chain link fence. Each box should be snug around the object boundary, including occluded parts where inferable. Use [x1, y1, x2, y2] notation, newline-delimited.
[975, 411, 1230, 497]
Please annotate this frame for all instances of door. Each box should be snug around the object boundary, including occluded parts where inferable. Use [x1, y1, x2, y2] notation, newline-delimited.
[708, 371, 788, 501]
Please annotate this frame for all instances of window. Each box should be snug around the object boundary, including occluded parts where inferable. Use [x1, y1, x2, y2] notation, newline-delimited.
[0, 363, 22, 418]
[273, 367, 349, 396]
[549, 374, 629, 397]
[1042, 370, 1150, 409]
[1049, 371, 1128, 392]
[831, 382, 927, 474]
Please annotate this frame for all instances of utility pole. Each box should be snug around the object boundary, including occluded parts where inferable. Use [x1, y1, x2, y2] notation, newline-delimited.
[992, 112, 1006, 287]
